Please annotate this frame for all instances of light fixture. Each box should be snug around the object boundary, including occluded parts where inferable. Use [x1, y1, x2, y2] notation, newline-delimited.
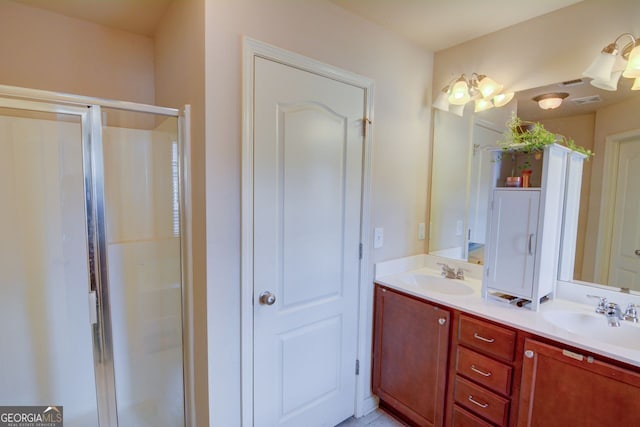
[493, 92, 514, 107]
[532, 93, 569, 110]
[448, 76, 471, 105]
[474, 98, 494, 112]
[583, 33, 640, 90]
[433, 73, 512, 116]
[475, 75, 503, 99]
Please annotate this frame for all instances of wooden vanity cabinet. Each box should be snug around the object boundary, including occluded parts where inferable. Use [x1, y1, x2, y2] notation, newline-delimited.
[448, 314, 520, 427]
[372, 285, 451, 426]
[517, 338, 640, 426]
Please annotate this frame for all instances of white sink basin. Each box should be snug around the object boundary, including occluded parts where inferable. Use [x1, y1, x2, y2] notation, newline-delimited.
[397, 273, 474, 295]
[543, 310, 640, 351]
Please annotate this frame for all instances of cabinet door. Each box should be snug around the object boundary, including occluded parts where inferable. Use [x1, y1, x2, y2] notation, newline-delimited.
[372, 286, 450, 427]
[517, 339, 640, 426]
[486, 190, 540, 298]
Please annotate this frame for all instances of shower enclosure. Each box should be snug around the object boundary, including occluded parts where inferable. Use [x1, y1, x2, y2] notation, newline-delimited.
[0, 86, 191, 426]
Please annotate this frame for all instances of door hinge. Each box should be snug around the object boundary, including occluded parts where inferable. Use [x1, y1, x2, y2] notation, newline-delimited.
[359, 243, 363, 260]
[362, 118, 371, 138]
[355, 359, 360, 375]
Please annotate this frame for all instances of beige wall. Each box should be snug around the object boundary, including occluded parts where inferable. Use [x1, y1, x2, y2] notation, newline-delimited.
[154, 0, 208, 425]
[204, 0, 433, 424]
[0, 1, 155, 103]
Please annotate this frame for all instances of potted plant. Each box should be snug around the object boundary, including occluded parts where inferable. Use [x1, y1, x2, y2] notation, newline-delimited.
[498, 114, 594, 187]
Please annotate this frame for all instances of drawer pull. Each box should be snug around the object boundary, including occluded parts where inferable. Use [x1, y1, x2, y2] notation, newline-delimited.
[473, 333, 495, 343]
[468, 395, 489, 409]
[470, 365, 492, 377]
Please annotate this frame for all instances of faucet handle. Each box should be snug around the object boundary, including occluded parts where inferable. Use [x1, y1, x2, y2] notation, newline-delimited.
[624, 303, 638, 323]
[586, 295, 608, 314]
[455, 267, 467, 280]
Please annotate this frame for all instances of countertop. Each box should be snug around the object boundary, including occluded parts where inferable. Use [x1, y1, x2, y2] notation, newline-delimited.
[375, 258, 640, 369]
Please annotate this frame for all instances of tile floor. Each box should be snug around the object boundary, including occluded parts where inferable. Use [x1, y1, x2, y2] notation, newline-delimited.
[336, 409, 407, 427]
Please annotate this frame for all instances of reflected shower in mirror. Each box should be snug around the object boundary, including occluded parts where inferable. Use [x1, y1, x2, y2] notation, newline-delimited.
[516, 77, 640, 292]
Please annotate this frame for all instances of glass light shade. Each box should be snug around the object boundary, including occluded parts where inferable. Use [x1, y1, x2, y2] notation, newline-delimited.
[448, 79, 470, 105]
[477, 76, 503, 99]
[623, 45, 640, 78]
[432, 91, 450, 111]
[493, 92, 514, 107]
[590, 70, 622, 91]
[474, 98, 494, 112]
[538, 97, 564, 110]
[583, 52, 617, 81]
[632, 77, 640, 90]
[448, 103, 465, 117]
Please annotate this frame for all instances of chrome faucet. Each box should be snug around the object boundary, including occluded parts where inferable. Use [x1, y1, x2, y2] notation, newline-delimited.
[438, 263, 457, 279]
[623, 304, 638, 323]
[605, 303, 622, 327]
[437, 263, 466, 280]
[588, 295, 639, 326]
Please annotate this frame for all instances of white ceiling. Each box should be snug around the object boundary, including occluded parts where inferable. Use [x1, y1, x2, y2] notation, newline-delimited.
[12, 0, 173, 36]
[329, 0, 583, 51]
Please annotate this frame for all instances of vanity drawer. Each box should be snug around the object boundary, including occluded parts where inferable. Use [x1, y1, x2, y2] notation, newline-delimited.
[454, 376, 510, 427]
[456, 346, 513, 395]
[451, 404, 495, 427]
[458, 315, 516, 361]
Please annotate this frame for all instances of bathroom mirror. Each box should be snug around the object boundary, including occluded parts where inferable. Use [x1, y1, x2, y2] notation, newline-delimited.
[516, 77, 640, 293]
[429, 75, 640, 292]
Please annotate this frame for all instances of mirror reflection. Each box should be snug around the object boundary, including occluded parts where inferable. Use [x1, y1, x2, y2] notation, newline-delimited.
[429, 76, 640, 292]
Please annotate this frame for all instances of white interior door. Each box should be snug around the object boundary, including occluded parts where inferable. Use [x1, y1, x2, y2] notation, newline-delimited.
[609, 139, 640, 289]
[252, 57, 365, 427]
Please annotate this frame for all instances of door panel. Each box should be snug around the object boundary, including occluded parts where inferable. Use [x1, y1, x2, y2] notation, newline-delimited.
[281, 104, 346, 307]
[487, 189, 540, 298]
[253, 57, 365, 427]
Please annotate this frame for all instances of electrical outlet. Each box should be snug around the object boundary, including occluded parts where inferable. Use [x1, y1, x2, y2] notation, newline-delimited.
[418, 223, 426, 240]
[374, 227, 384, 248]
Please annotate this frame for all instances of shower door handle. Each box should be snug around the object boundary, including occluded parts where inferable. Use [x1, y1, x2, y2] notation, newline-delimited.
[88, 291, 98, 324]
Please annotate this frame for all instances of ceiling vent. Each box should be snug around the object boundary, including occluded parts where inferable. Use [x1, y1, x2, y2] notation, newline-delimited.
[572, 95, 602, 105]
[559, 78, 585, 87]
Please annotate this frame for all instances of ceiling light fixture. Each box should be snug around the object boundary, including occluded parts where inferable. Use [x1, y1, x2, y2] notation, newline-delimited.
[583, 33, 640, 91]
[532, 93, 569, 110]
[433, 73, 513, 116]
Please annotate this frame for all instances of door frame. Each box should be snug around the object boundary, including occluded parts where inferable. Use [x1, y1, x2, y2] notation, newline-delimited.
[595, 129, 640, 284]
[241, 37, 375, 426]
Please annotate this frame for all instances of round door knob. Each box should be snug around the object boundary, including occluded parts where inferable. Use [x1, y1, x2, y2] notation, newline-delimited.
[438, 318, 446, 325]
[524, 350, 535, 359]
[259, 291, 276, 306]
[635, 249, 640, 256]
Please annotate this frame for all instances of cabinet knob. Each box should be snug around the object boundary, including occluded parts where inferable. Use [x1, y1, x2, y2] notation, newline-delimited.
[438, 318, 446, 325]
[524, 350, 535, 359]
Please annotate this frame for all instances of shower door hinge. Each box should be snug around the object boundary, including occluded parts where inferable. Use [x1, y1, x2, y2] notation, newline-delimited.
[359, 243, 363, 260]
[355, 359, 360, 375]
[362, 118, 371, 138]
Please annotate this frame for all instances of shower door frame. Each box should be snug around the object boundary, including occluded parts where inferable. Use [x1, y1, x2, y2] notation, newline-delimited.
[0, 85, 193, 427]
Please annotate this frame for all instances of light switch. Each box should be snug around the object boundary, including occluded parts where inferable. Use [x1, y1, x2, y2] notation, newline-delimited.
[418, 223, 426, 240]
[374, 227, 384, 248]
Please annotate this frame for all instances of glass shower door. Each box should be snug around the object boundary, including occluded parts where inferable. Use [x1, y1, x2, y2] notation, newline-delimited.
[0, 104, 99, 426]
[100, 108, 185, 426]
